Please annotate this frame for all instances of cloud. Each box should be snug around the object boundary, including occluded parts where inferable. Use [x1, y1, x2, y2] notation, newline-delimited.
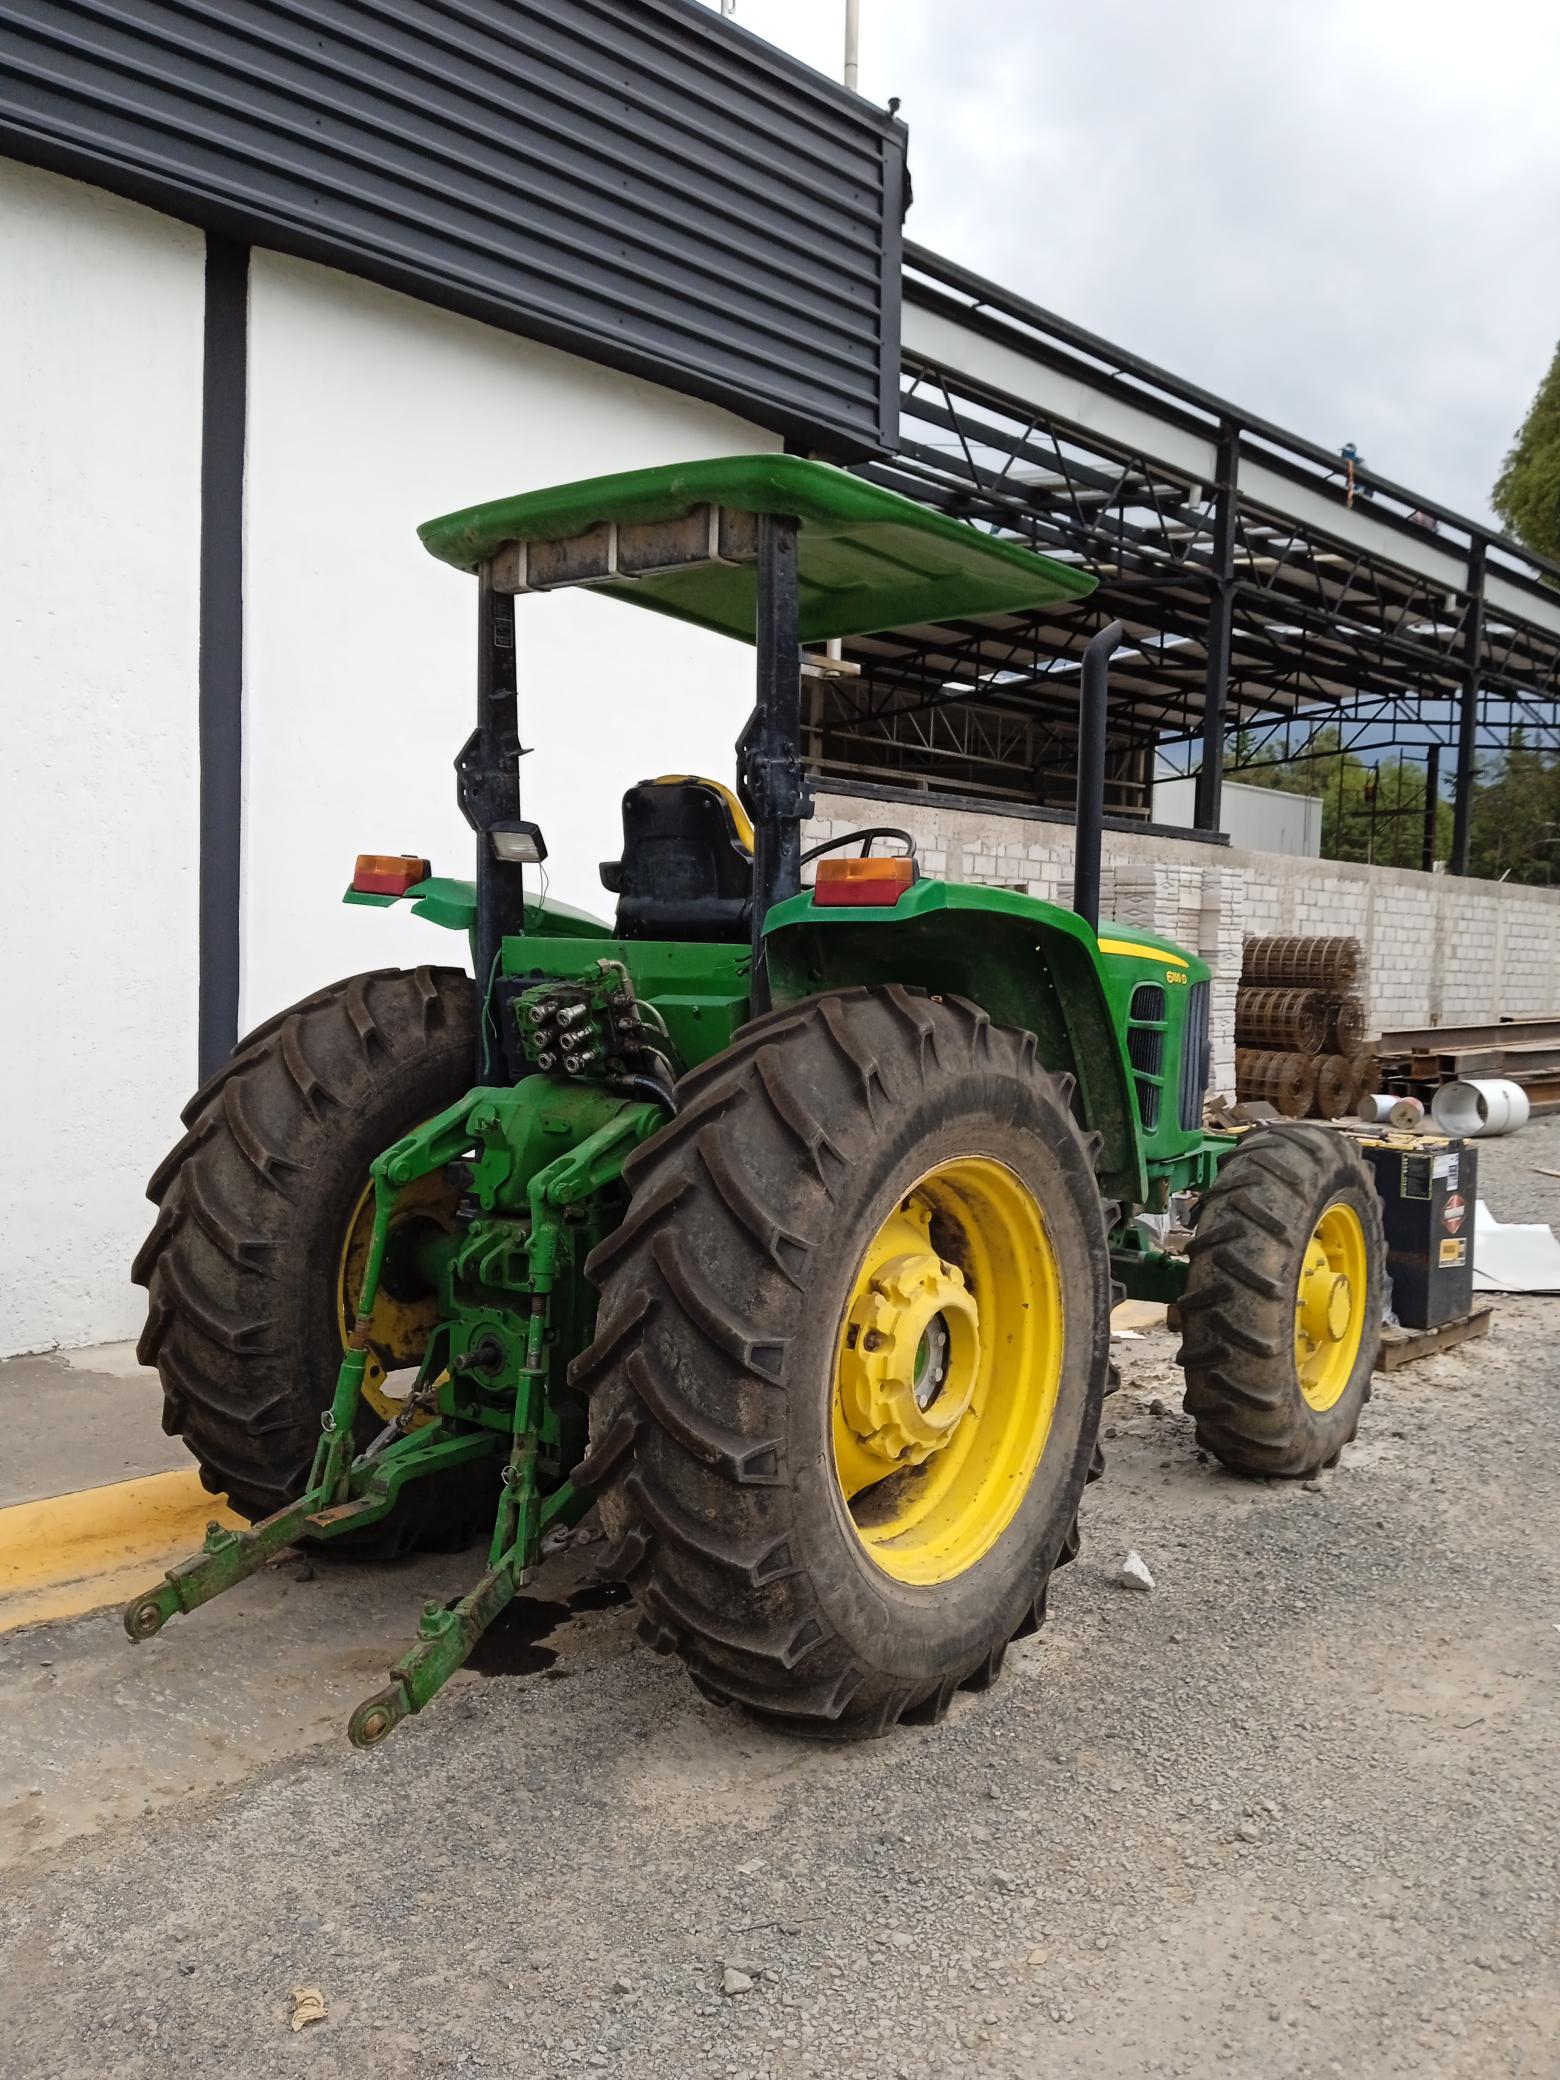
[711, 0, 1560, 524]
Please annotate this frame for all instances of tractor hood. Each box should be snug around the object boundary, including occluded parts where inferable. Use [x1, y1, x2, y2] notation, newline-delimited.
[417, 455, 1095, 645]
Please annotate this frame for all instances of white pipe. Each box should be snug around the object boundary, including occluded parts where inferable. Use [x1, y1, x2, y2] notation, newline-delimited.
[1368, 1093, 1425, 1129]
[844, 0, 860, 92]
[1430, 1078, 1531, 1138]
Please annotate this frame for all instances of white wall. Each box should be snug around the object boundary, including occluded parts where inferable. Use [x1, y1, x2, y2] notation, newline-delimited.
[0, 162, 205, 1355]
[241, 253, 778, 1028]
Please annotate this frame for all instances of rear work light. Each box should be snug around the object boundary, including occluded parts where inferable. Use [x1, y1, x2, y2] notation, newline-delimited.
[351, 853, 431, 896]
[812, 856, 916, 908]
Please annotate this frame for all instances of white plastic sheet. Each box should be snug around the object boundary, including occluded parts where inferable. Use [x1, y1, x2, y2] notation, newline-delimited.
[1471, 1200, 1560, 1295]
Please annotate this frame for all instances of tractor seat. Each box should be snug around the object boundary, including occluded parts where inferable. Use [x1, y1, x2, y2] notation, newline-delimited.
[600, 775, 754, 942]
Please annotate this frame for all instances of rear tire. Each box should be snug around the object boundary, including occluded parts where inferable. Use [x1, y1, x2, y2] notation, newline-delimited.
[1177, 1123, 1385, 1476]
[573, 986, 1112, 1735]
[133, 966, 493, 1549]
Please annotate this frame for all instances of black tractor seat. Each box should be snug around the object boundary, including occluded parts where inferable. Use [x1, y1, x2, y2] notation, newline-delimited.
[600, 776, 754, 942]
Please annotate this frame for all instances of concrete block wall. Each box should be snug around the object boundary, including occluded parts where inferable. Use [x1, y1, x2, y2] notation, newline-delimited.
[807, 791, 1560, 1099]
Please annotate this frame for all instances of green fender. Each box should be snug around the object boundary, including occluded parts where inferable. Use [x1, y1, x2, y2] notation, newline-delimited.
[762, 880, 1153, 1206]
[343, 876, 613, 940]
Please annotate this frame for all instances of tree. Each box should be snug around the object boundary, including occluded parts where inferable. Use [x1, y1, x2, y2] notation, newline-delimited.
[1467, 729, 1560, 884]
[1229, 728, 1453, 867]
[1493, 343, 1560, 563]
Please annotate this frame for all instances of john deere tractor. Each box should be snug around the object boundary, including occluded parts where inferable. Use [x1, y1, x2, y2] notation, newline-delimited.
[128, 457, 1386, 1744]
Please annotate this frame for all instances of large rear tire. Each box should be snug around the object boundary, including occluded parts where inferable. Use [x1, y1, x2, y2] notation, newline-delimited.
[133, 966, 493, 1548]
[1177, 1123, 1385, 1476]
[573, 987, 1112, 1736]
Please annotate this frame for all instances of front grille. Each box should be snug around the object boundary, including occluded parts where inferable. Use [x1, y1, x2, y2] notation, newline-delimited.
[1127, 1025, 1162, 1073]
[1180, 979, 1211, 1129]
[1128, 983, 1165, 1130]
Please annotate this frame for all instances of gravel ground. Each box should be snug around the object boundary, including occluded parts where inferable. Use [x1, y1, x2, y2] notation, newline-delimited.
[3, 1125, 1558, 2079]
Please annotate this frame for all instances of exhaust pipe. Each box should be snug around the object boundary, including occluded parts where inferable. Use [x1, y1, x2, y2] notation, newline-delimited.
[1072, 620, 1122, 931]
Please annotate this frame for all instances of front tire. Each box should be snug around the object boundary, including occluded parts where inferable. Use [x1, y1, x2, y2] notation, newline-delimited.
[574, 987, 1112, 1735]
[1177, 1123, 1386, 1476]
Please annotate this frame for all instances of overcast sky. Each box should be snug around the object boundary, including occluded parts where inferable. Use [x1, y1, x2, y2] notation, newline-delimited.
[705, 0, 1560, 530]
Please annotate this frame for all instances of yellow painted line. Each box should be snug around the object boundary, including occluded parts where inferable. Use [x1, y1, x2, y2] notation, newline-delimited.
[1097, 935, 1188, 969]
[0, 1470, 241, 1633]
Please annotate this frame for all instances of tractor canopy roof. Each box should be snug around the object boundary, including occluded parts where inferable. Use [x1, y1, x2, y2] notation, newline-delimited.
[417, 455, 1095, 644]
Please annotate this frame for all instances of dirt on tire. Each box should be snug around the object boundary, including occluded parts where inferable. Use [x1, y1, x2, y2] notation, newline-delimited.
[1177, 1121, 1386, 1477]
[132, 965, 492, 1547]
[573, 985, 1113, 1736]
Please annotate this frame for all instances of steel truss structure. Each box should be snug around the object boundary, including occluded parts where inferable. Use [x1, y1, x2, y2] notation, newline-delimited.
[821, 246, 1560, 870]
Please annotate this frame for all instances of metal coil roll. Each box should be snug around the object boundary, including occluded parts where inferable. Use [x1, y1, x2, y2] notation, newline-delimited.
[1235, 1047, 1317, 1119]
[1235, 986, 1330, 1054]
[1327, 996, 1368, 1058]
[1314, 1055, 1356, 1120]
[1242, 934, 1361, 992]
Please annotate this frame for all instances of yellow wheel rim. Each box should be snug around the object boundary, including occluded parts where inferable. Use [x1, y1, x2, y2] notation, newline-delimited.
[831, 1157, 1063, 1586]
[1295, 1200, 1368, 1411]
[335, 1168, 458, 1423]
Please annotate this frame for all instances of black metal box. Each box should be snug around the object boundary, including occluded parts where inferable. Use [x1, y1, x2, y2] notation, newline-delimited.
[1360, 1138, 1477, 1329]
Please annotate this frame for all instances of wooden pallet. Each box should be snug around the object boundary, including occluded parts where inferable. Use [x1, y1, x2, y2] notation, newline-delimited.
[1374, 1302, 1493, 1373]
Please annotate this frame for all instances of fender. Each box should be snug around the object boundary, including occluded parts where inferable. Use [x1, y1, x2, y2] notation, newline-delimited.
[763, 880, 1205, 1207]
[344, 875, 613, 941]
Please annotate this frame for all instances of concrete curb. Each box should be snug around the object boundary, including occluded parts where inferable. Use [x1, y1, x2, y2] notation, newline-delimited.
[0, 1470, 240, 1633]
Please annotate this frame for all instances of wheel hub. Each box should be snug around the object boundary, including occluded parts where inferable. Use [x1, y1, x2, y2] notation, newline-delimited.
[830, 1158, 1066, 1587]
[1294, 1201, 1369, 1411]
[1325, 1273, 1353, 1341]
[837, 1230, 981, 1470]
[1298, 1241, 1353, 1353]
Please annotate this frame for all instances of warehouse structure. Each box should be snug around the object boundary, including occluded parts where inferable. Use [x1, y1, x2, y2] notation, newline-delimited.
[821, 248, 1560, 853]
[4, 0, 1560, 1358]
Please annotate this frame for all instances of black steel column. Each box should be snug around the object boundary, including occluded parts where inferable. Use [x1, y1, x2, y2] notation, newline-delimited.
[1449, 541, 1486, 876]
[1421, 742, 1441, 874]
[463, 569, 525, 1079]
[196, 236, 249, 1082]
[1193, 421, 1240, 835]
[747, 513, 804, 1011]
[1073, 621, 1123, 929]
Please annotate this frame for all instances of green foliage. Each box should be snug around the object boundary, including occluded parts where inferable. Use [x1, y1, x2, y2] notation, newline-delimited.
[1467, 729, 1560, 884]
[1229, 726, 1560, 883]
[1229, 728, 1450, 868]
[1493, 343, 1560, 563]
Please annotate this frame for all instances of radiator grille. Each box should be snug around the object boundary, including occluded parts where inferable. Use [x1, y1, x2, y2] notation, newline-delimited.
[1128, 984, 1166, 1129]
[1180, 980, 1211, 1129]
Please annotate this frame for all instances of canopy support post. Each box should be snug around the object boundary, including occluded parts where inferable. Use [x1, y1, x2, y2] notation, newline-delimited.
[461, 565, 526, 1080]
[745, 512, 806, 1013]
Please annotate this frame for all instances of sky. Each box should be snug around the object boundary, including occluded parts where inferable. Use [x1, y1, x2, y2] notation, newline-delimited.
[702, 0, 1560, 529]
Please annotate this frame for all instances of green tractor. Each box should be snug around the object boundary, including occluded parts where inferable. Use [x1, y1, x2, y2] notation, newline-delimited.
[127, 457, 1386, 1743]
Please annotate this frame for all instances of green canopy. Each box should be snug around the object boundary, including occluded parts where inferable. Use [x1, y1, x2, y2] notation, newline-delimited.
[417, 454, 1095, 645]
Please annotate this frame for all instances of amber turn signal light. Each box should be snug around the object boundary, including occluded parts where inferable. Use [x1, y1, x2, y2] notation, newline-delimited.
[812, 856, 915, 908]
[351, 853, 431, 896]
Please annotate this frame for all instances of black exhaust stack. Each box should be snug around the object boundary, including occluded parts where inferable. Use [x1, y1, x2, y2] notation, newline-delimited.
[1072, 620, 1122, 931]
